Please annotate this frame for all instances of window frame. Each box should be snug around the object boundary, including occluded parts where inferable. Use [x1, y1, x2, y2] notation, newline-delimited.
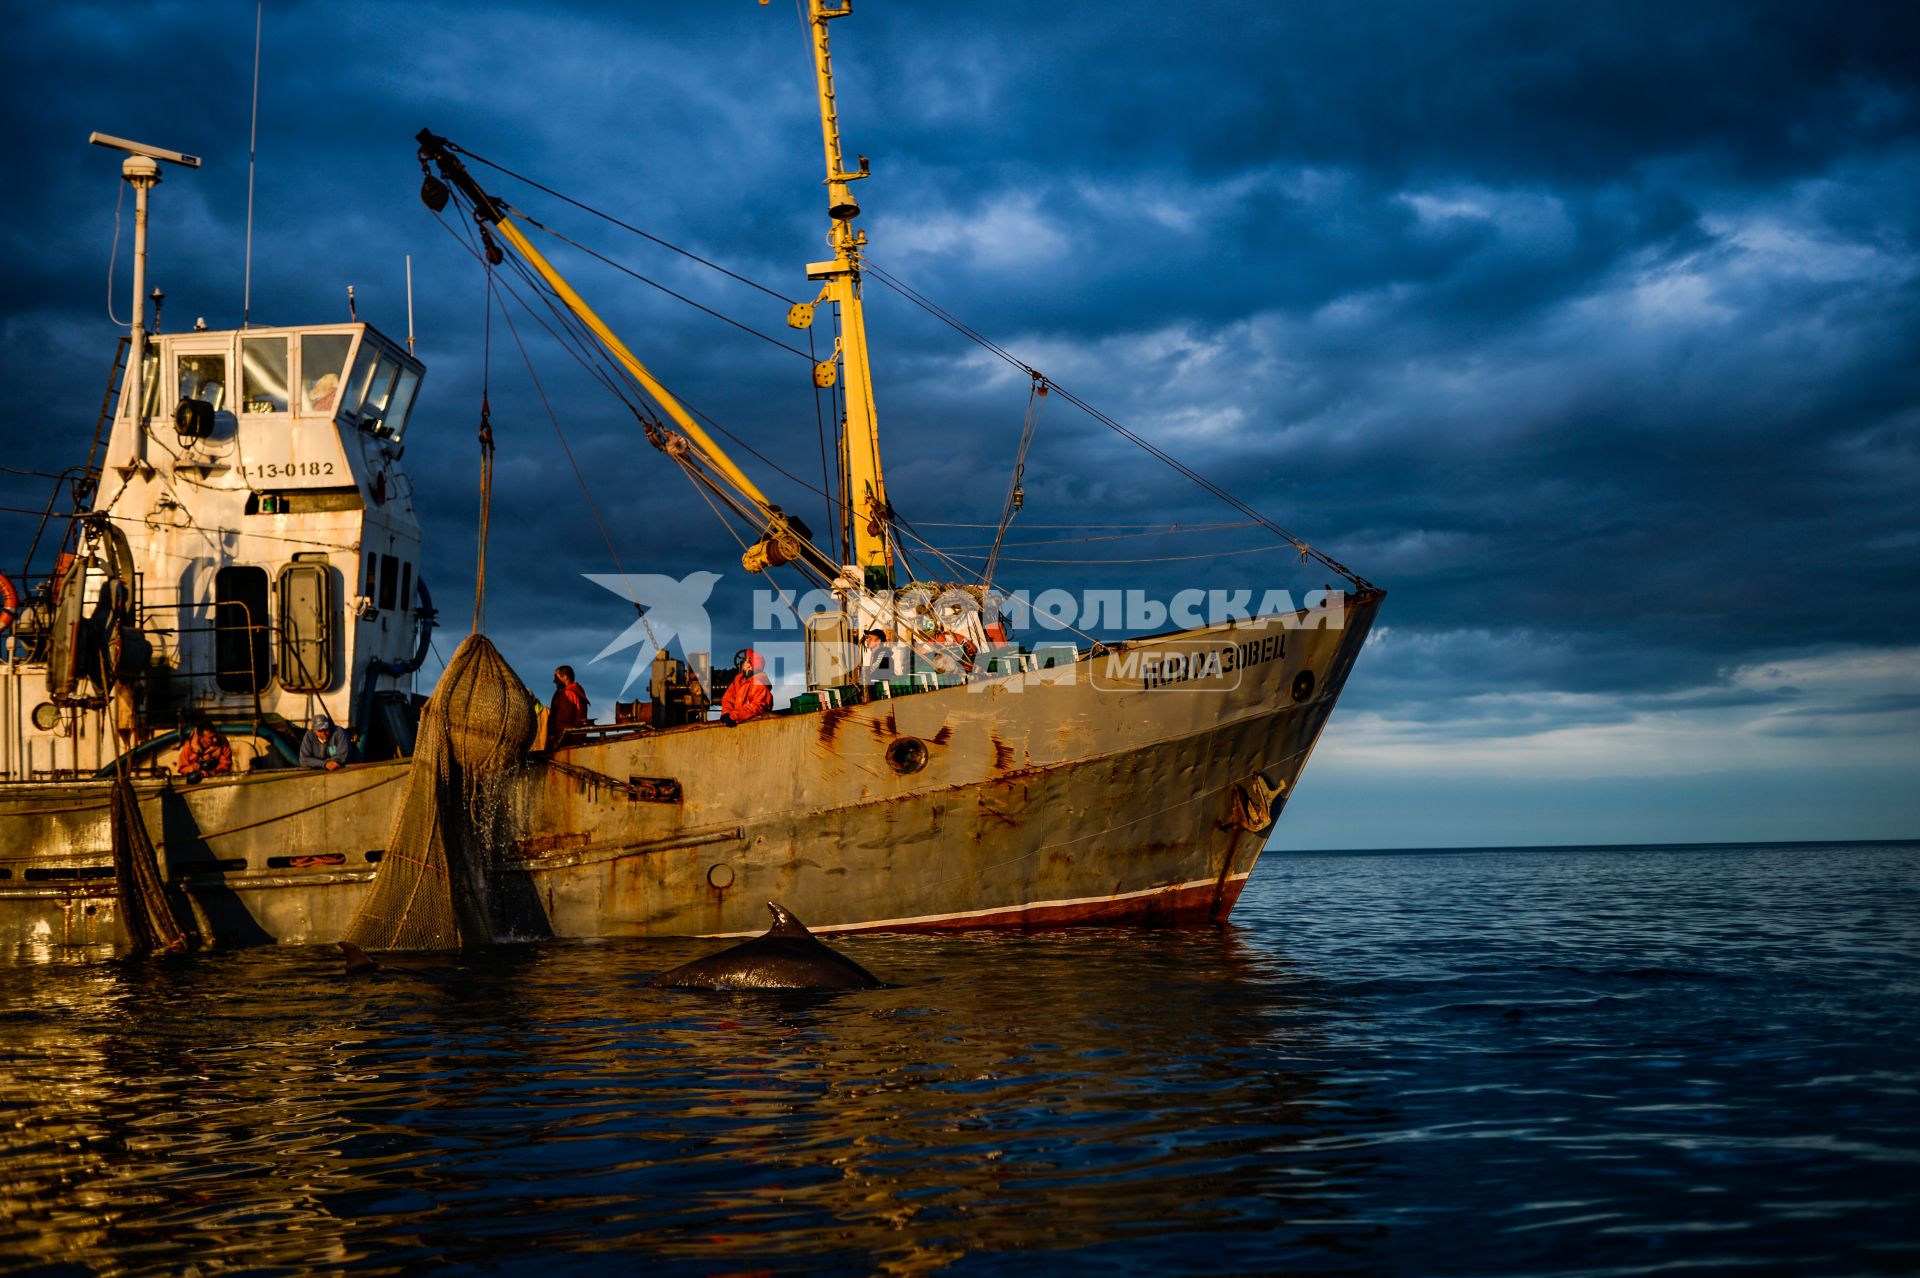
[212, 565, 272, 695]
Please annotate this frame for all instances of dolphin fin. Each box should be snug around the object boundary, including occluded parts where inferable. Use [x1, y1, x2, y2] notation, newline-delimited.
[338, 940, 380, 974]
[765, 901, 813, 938]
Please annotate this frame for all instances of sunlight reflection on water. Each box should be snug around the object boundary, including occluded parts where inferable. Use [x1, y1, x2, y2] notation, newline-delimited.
[2, 841, 1915, 1274]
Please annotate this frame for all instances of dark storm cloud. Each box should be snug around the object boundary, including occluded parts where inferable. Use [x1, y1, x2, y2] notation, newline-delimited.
[2, 0, 1917, 778]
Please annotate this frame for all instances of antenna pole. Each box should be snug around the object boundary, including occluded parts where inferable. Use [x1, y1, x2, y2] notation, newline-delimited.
[242, 1, 262, 327]
[405, 254, 416, 354]
[89, 132, 200, 468]
[124, 156, 161, 468]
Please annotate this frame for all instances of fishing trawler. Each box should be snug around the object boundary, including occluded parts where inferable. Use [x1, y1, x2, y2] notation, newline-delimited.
[0, 2, 1381, 957]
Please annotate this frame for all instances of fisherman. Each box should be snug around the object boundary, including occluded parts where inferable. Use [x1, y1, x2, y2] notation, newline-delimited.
[306, 370, 341, 414]
[298, 713, 349, 771]
[176, 721, 233, 783]
[720, 650, 773, 725]
[548, 665, 591, 744]
[860, 628, 894, 680]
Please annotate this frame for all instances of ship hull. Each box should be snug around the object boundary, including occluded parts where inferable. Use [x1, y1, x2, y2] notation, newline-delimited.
[0, 595, 1378, 957]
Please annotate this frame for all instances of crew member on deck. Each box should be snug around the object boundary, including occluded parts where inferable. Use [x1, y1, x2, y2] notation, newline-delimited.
[299, 713, 349, 771]
[176, 721, 233, 783]
[721, 650, 773, 725]
[860, 628, 894, 680]
[548, 666, 591, 745]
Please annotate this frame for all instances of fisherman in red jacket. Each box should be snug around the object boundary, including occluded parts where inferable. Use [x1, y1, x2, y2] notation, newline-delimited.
[176, 721, 233, 783]
[720, 650, 773, 725]
[548, 665, 591, 745]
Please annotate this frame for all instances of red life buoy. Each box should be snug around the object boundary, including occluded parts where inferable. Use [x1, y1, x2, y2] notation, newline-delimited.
[937, 629, 976, 658]
[0, 571, 17, 634]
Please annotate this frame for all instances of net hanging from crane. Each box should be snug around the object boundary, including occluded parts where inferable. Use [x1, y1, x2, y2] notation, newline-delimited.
[342, 633, 536, 951]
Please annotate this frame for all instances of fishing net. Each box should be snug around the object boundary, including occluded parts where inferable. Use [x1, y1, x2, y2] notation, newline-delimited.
[343, 633, 536, 951]
[111, 770, 191, 956]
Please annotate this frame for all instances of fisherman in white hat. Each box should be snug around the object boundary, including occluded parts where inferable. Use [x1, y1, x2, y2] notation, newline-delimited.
[298, 712, 349, 771]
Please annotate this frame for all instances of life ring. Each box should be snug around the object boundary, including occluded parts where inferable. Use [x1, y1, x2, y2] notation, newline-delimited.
[933, 629, 977, 669]
[0, 571, 17, 634]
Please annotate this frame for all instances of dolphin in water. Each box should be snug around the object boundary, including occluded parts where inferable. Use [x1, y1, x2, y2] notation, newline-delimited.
[339, 940, 381, 975]
[653, 902, 884, 990]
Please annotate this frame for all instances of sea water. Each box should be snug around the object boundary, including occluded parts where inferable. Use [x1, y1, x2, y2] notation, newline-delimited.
[2, 841, 1915, 1274]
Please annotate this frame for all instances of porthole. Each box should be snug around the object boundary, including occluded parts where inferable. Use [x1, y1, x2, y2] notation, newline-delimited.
[1291, 670, 1316, 703]
[886, 737, 928, 775]
[707, 863, 735, 890]
[31, 702, 59, 730]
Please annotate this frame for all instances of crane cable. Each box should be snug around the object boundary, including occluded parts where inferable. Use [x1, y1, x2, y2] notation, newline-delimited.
[473, 262, 497, 634]
[434, 207, 833, 585]
[861, 256, 1375, 593]
[984, 373, 1047, 596]
[448, 142, 800, 306]
[433, 152, 1371, 591]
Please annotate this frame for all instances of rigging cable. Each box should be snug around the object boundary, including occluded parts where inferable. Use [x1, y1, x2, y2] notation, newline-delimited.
[435, 208, 830, 581]
[0, 503, 363, 554]
[448, 142, 800, 305]
[517, 213, 814, 361]
[937, 520, 1258, 552]
[425, 150, 1370, 590]
[915, 519, 1250, 530]
[105, 179, 127, 326]
[474, 262, 497, 633]
[887, 519, 1109, 650]
[861, 256, 1374, 592]
[983, 374, 1047, 596]
[430, 156, 863, 577]
[435, 205, 646, 419]
[450, 210, 847, 539]
[437, 210, 649, 419]
[938, 542, 1297, 566]
[488, 278, 662, 655]
[486, 225, 812, 543]
[809, 323, 838, 560]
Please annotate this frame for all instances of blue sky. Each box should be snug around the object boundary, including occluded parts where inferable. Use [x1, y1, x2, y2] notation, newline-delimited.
[2, 1, 1915, 848]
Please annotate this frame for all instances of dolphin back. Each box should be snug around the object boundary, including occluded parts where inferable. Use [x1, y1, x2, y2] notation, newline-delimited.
[653, 903, 883, 990]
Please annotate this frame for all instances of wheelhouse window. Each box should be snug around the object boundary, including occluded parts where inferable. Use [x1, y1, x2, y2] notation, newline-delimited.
[177, 353, 227, 411]
[301, 333, 353, 415]
[241, 337, 289, 413]
[357, 356, 402, 429]
[213, 566, 271, 694]
[344, 342, 382, 419]
[384, 368, 421, 440]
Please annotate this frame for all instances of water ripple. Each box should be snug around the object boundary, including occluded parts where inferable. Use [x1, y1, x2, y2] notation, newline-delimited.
[1, 841, 1915, 1274]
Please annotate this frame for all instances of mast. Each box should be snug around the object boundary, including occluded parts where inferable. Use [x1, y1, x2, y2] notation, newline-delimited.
[124, 156, 157, 468]
[801, 0, 892, 590]
[90, 133, 201, 469]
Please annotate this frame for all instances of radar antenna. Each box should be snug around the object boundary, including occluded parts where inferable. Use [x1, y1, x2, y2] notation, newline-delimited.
[89, 132, 202, 470]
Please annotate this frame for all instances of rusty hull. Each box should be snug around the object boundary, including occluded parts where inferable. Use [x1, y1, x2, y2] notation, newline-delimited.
[0, 594, 1380, 956]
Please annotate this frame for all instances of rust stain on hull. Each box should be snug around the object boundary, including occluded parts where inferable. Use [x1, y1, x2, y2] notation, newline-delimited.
[1, 594, 1384, 951]
[817, 705, 853, 746]
[509, 831, 592, 859]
